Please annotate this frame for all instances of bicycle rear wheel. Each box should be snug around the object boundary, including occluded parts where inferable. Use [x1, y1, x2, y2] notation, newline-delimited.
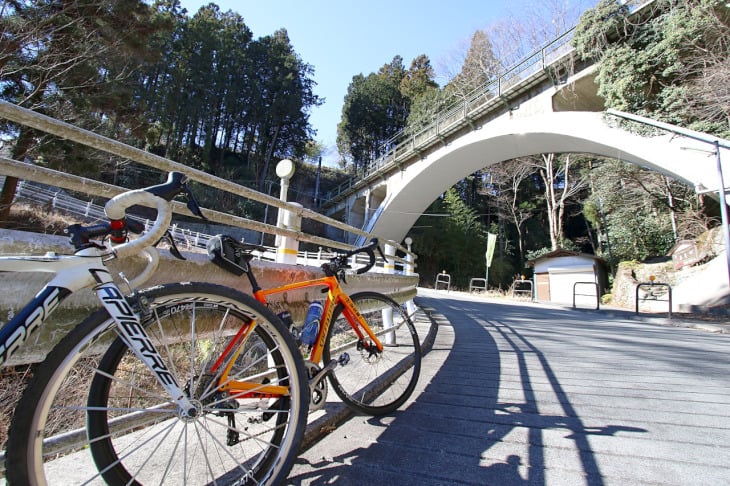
[5, 282, 307, 486]
[323, 291, 421, 415]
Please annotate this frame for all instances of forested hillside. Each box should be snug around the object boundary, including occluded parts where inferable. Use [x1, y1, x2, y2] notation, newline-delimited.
[0, 1, 335, 226]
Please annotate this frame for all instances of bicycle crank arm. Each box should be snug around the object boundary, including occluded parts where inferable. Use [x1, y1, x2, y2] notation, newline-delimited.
[310, 360, 337, 394]
[307, 359, 338, 410]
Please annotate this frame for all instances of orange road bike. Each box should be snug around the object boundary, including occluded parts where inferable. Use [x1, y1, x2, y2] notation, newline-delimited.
[207, 235, 422, 416]
[1, 172, 307, 485]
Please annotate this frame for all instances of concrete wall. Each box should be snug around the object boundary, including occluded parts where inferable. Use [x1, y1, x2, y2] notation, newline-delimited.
[0, 230, 418, 365]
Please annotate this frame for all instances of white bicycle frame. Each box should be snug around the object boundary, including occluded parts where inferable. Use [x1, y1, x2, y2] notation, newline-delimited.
[0, 188, 197, 416]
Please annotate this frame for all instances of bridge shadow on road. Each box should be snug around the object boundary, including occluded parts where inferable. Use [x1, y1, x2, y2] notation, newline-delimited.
[289, 294, 647, 485]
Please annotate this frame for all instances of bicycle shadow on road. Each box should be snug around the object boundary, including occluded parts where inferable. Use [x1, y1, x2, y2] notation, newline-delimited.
[288, 296, 647, 485]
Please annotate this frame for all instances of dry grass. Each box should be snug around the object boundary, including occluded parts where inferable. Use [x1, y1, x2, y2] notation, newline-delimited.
[0, 365, 35, 449]
[3, 202, 76, 234]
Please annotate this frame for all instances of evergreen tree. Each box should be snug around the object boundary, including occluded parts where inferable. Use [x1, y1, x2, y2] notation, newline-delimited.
[411, 188, 489, 288]
[574, 0, 730, 135]
[338, 55, 436, 170]
[0, 0, 172, 223]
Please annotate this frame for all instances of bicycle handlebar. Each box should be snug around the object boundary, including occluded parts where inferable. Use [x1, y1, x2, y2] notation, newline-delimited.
[65, 172, 196, 259]
[105, 189, 173, 259]
[106, 171, 199, 259]
[322, 238, 384, 277]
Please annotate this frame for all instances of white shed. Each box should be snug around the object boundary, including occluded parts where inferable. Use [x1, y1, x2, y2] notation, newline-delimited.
[528, 250, 609, 305]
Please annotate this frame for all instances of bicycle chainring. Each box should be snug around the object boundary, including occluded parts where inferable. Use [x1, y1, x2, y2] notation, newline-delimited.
[305, 360, 328, 411]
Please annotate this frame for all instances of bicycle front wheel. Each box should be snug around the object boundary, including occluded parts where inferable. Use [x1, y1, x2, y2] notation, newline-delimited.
[6, 282, 307, 486]
[323, 291, 421, 415]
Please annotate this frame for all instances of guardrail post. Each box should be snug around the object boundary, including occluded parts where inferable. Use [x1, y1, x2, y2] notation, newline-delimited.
[511, 278, 533, 300]
[276, 202, 301, 265]
[383, 242, 396, 344]
[274, 159, 295, 247]
[435, 271, 451, 291]
[573, 282, 599, 310]
[635, 281, 672, 318]
[469, 278, 487, 293]
[403, 237, 417, 317]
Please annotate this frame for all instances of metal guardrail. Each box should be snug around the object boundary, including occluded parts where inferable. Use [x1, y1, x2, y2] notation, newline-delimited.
[573, 281, 600, 310]
[469, 278, 487, 293]
[10, 172, 411, 273]
[636, 282, 673, 318]
[435, 272, 451, 291]
[0, 101, 416, 270]
[511, 279, 533, 300]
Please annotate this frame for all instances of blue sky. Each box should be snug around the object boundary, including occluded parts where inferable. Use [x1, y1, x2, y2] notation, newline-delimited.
[179, 1, 593, 166]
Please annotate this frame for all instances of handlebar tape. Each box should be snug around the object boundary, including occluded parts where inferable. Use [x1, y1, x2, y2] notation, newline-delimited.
[105, 190, 172, 259]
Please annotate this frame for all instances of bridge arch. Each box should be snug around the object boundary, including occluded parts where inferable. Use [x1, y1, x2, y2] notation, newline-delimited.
[370, 111, 727, 244]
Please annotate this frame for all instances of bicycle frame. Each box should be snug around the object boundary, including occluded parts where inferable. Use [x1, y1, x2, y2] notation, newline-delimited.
[252, 274, 384, 364]
[1, 248, 292, 404]
[0, 250, 106, 367]
[0, 249, 205, 412]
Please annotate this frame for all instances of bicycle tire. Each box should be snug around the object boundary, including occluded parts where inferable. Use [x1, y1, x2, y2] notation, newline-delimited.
[5, 282, 307, 486]
[322, 291, 421, 415]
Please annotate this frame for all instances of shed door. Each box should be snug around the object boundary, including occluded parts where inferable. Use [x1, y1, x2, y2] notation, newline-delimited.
[536, 273, 550, 301]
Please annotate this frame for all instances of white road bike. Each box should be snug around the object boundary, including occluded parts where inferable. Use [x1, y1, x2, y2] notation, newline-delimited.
[0, 172, 308, 485]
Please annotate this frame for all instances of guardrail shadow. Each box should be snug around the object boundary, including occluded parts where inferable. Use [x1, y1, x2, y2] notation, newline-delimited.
[289, 296, 647, 485]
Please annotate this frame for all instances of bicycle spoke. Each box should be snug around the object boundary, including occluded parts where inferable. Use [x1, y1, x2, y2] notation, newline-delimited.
[7, 283, 306, 485]
[324, 291, 422, 415]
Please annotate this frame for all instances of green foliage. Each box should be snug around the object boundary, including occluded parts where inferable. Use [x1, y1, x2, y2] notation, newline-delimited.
[1, 1, 323, 215]
[606, 214, 676, 262]
[337, 55, 437, 170]
[525, 247, 554, 262]
[139, 8, 320, 188]
[583, 158, 702, 265]
[572, 0, 631, 62]
[405, 87, 452, 135]
[411, 188, 490, 288]
[574, 0, 730, 132]
[0, 0, 172, 179]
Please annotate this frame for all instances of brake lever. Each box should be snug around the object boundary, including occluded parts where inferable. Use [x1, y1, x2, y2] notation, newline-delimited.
[157, 230, 186, 260]
[183, 183, 207, 220]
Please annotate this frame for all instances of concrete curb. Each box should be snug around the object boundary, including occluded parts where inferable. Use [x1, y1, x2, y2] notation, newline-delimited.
[299, 301, 439, 452]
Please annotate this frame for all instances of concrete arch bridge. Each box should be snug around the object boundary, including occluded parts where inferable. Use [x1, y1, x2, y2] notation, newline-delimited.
[363, 110, 728, 245]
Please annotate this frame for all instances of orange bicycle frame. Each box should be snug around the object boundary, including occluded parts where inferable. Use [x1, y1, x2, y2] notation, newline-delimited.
[252, 274, 384, 363]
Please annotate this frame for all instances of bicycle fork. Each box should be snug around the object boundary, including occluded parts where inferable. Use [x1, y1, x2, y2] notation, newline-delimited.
[96, 283, 198, 417]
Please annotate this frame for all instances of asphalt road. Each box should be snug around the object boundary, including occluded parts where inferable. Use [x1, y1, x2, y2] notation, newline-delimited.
[288, 288, 730, 485]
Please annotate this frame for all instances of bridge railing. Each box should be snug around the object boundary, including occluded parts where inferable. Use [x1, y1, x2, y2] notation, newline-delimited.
[0, 101, 416, 272]
[322, 0, 654, 207]
[322, 27, 577, 206]
[10, 178, 416, 273]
